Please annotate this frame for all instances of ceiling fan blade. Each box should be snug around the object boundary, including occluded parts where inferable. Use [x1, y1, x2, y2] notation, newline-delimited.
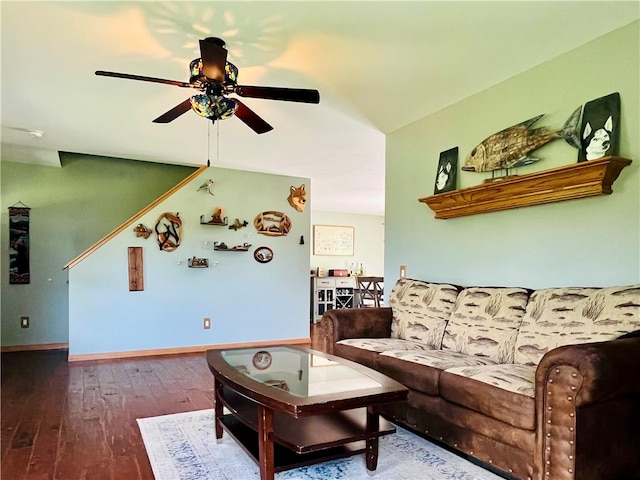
[234, 99, 273, 134]
[235, 85, 320, 104]
[152, 99, 193, 123]
[95, 70, 193, 88]
[199, 38, 227, 82]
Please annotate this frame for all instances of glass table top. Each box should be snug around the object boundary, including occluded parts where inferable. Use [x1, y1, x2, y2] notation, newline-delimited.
[221, 346, 382, 398]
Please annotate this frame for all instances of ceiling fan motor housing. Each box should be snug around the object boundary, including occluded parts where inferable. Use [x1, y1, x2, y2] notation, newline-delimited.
[189, 58, 238, 87]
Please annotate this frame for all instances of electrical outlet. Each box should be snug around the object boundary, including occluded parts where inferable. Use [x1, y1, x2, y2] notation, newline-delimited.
[203, 317, 211, 329]
[20, 316, 29, 328]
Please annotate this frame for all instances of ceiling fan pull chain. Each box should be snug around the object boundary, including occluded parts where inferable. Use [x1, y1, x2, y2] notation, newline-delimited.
[216, 121, 220, 164]
[207, 121, 211, 167]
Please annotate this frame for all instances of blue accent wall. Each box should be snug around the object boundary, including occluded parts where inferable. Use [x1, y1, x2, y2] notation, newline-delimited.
[66, 166, 311, 357]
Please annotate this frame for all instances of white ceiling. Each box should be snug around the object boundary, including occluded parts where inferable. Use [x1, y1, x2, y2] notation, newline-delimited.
[2, 2, 638, 215]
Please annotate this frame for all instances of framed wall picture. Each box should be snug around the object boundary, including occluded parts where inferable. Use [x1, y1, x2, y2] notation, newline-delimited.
[254, 246, 274, 263]
[578, 92, 620, 162]
[313, 225, 354, 256]
[9, 202, 30, 284]
[434, 147, 458, 194]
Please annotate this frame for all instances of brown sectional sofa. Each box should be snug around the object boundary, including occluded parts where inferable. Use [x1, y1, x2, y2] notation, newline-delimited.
[322, 278, 640, 480]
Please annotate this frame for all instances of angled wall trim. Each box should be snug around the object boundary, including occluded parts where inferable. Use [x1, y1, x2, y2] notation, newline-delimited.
[64, 166, 207, 269]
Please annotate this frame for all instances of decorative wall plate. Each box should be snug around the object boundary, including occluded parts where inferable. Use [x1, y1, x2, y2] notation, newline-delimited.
[254, 246, 274, 263]
[252, 350, 272, 370]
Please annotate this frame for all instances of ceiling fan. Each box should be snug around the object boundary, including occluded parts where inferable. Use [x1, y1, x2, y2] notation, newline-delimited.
[95, 37, 320, 134]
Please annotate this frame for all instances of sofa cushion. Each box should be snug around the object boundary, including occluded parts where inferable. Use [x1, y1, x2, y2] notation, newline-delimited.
[388, 278, 460, 348]
[439, 364, 536, 430]
[441, 287, 529, 363]
[336, 338, 433, 353]
[444, 364, 536, 397]
[378, 349, 497, 396]
[333, 342, 382, 370]
[514, 285, 640, 365]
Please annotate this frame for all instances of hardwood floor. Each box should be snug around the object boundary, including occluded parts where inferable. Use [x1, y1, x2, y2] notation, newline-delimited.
[1, 324, 325, 480]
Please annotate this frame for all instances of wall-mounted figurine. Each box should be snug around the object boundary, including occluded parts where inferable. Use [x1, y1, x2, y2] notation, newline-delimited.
[578, 92, 620, 162]
[200, 207, 228, 226]
[212, 207, 224, 223]
[287, 184, 307, 212]
[462, 106, 581, 180]
[133, 223, 152, 239]
[197, 179, 215, 195]
[229, 219, 249, 230]
[155, 212, 182, 252]
[254, 211, 292, 236]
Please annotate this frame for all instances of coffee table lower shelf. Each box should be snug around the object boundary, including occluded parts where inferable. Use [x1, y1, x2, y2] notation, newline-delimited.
[218, 387, 396, 473]
[220, 415, 373, 473]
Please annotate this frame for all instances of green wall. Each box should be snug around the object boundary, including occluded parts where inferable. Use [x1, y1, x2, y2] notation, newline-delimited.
[385, 21, 639, 289]
[1, 153, 195, 347]
[67, 166, 311, 357]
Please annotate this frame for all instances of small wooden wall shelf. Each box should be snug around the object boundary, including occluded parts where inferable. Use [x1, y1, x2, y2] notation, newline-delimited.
[419, 156, 632, 219]
[214, 243, 251, 252]
[200, 215, 228, 226]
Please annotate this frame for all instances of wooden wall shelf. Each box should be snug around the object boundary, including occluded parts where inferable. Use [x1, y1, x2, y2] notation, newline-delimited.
[419, 156, 632, 219]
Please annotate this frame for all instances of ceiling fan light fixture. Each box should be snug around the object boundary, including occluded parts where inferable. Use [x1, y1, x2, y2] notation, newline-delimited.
[190, 94, 237, 120]
[189, 58, 205, 84]
[225, 62, 238, 85]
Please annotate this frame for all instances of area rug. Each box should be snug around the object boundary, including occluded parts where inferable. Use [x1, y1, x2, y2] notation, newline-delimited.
[137, 409, 504, 480]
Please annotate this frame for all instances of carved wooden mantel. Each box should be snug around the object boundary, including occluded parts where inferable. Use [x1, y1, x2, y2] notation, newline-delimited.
[419, 156, 632, 219]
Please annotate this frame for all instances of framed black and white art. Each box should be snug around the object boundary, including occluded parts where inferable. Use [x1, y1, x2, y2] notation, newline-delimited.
[434, 147, 458, 194]
[578, 92, 620, 163]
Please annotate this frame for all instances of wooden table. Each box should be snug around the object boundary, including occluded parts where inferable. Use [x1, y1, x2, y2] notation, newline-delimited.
[206, 346, 408, 480]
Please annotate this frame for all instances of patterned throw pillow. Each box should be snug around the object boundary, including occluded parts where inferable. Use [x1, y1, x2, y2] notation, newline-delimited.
[513, 285, 640, 366]
[388, 278, 460, 349]
[441, 287, 530, 363]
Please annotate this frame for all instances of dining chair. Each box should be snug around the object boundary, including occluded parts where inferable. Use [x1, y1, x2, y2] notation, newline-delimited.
[356, 276, 384, 307]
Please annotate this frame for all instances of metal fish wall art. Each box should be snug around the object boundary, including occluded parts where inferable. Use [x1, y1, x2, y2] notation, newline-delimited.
[462, 106, 582, 174]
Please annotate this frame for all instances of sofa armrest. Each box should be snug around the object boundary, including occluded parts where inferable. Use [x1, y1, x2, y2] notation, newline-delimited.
[535, 333, 640, 407]
[533, 333, 640, 480]
[321, 307, 393, 354]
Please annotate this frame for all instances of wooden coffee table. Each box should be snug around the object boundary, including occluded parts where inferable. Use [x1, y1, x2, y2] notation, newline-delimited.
[206, 346, 408, 480]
